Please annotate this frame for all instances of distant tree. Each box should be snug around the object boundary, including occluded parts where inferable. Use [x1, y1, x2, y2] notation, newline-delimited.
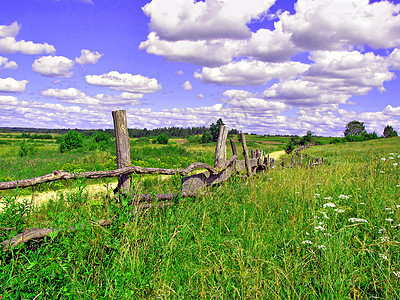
[201, 131, 213, 143]
[59, 130, 83, 153]
[93, 131, 110, 143]
[209, 118, 225, 142]
[156, 133, 169, 144]
[344, 120, 367, 137]
[383, 125, 398, 138]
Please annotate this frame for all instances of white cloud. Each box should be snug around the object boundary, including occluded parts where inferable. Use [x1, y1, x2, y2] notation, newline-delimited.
[75, 49, 103, 65]
[175, 70, 184, 75]
[182, 80, 192, 90]
[0, 56, 17, 70]
[142, 0, 274, 41]
[0, 77, 28, 93]
[85, 71, 162, 93]
[139, 32, 235, 67]
[389, 48, 400, 70]
[32, 56, 75, 77]
[195, 60, 309, 86]
[0, 37, 56, 55]
[197, 93, 204, 99]
[383, 105, 400, 116]
[280, 0, 400, 51]
[41, 87, 145, 107]
[0, 22, 20, 38]
[237, 25, 299, 62]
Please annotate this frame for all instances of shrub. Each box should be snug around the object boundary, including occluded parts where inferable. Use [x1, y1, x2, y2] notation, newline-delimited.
[155, 133, 169, 144]
[201, 131, 213, 143]
[59, 130, 84, 153]
[187, 135, 201, 143]
[383, 125, 398, 138]
[18, 141, 37, 157]
[93, 131, 110, 143]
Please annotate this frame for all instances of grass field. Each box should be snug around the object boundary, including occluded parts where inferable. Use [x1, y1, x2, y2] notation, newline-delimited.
[0, 135, 399, 299]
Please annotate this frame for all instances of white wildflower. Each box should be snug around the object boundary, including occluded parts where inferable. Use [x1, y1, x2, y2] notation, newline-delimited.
[306, 232, 310, 236]
[378, 228, 386, 233]
[381, 158, 387, 161]
[323, 202, 336, 208]
[302, 240, 313, 245]
[339, 195, 350, 199]
[394, 163, 398, 166]
[380, 171, 385, 173]
[348, 218, 368, 223]
[393, 271, 400, 278]
[389, 157, 394, 160]
[335, 209, 345, 213]
[314, 193, 320, 197]
[360, 202, 366, 205]
[321, 212, 329, 219]
[324, 196, 333, 200]
[396, 185, 400, 187]
[396, 205, 400, 209]
[380, 236, 390, 242]
[385, 218, 394, 222]
[323, 233, 332, 237]
[357, 188, 361, 191]
[315, 226, 325, 231]
[317, 245, 326, 251]
[378, 253, 388, 260]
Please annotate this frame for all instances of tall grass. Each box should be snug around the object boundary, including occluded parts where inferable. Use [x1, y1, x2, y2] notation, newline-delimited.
[1, 138, 399, 298]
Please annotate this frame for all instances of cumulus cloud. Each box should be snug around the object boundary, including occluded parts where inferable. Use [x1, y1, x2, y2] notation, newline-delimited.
[0, 77, 28, 93]
[41, 87, 145, 107]
[195, 60, 309, 86]
[142, 0, 274, 41]
[0, 21, 20, 38]
[0, 56, 17, 70]
[182, 80, 192, 90]
[139, 32, 235, 67]
[32, 56, 75, 77]
[280, 0, 400, 51]
[33, 49, 101, 77]
[86, 71, 162, 93]
[75, 49, 103, 65]
[383, 105, 400, 116]
[197, 93, 204, 99]
[0, 22, 56, 55]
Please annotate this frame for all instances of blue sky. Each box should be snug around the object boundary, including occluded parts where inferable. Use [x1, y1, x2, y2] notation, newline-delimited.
[1, 0, 400, 136]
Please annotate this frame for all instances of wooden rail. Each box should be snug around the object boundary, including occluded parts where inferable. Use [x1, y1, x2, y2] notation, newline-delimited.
[0, 110, 325, 250]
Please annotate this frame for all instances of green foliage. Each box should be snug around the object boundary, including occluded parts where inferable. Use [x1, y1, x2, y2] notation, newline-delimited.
[344, 120, 367, 136]
[134, 137, 151, 144]
[209, 118, 225, 142]
[18, 140, 37, 157]
[383, 125, 398, 138]
[93, 131, 110, 143]
[59, 130, 84, 153]
[187, 135, 201, 143]
[155, 133, 169, 144]
[201, 131, 213, 143]
[285, 141, 296, 154]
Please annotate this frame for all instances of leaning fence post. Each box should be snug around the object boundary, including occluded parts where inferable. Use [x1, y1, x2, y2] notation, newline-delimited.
[241, 133, 252, 177]
[112, 110, 131, 194]
[230, 139, 237, 157]
[214, 126, 229, 168]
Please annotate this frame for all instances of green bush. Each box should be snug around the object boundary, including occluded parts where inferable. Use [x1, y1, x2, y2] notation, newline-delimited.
[18, 140, 37, 157]
[93, 131, 110, 143]
[201, 131, 213, 143]
[187, 135, 201, 143]
[59, 130, 84, 153]
[155, 133, 169, 144]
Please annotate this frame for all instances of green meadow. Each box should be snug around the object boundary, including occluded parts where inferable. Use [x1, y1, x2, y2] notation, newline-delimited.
[0, 135, 399, 299]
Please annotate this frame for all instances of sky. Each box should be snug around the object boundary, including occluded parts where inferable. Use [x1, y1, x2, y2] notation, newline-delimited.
[1, 0, 400, 136]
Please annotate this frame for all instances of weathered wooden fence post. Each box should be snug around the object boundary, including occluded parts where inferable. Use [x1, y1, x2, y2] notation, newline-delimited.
[112, 110, 131, 194]
[240, 133, 252, 177]
[214, 126, 229, 168]
[230, 139, 237, 157]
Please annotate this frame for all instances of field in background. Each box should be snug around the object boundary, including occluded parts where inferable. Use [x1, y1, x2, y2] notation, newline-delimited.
[1, 133, 399, 298]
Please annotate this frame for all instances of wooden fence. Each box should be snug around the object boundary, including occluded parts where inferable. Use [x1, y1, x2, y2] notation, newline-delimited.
[0, 110, 324, 199]
[0, 110, 325, 249]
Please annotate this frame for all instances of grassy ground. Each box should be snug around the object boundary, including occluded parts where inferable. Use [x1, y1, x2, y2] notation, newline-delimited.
[1, 137, 400, 299]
